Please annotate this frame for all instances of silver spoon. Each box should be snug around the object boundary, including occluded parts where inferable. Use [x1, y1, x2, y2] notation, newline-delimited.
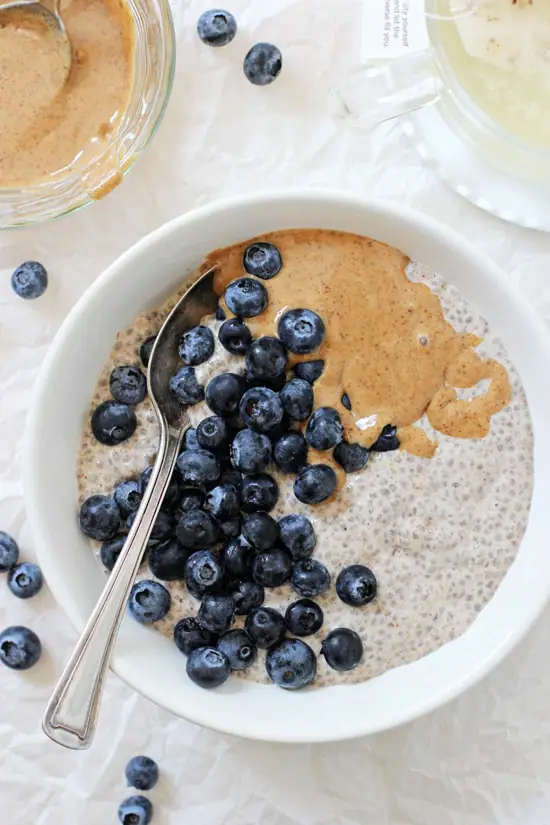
[0, 0, 72, 86]
[43, 267, 218, 750]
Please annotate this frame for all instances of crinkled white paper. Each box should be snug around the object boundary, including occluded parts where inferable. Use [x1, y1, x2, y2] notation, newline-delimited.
[2, 1, 550, 822]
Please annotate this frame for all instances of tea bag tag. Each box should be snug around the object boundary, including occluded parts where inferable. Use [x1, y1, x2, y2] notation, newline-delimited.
[362, 0, 430, 60]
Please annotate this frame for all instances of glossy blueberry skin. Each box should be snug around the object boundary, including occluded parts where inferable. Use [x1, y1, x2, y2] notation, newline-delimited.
[341, 392, 352, 411]
[252, 548, 292, 588]
[218, 318, 252, 355]
[333, 441, 370, 473]
[186, 647, 231, 689]
[91, 401, 137, 445]
[79, 495, 120, 541]
[230, 579, 265, 615]
[173, 490, 205, 523]
[219, 514, 241, 539]
[239, 386, 284, 434]
[231, 429, 272, 475]
[176, 509, 219, 550]
[243, 242, 282, 279]
[114, 479, 142, 518]
[206, 372, 247, 417]
[294, 359, 324, 384]
[266, 638, 317, 690]
[128, 580, 170, 623]
[305, 407, 343, 451]
[183, 426, 200, 451]
[243, 42, 282, 86]
[205, 483, 240, 521]
[197, 8, 237, 46]
[100, 534, 126, 571]
[293, 464, 337, 505]
[242, 512, 280, 550]
[169, 366, 204, 405]
[284, 599, 324, 637]
[221, 535, 253, 578]
[321, 628, 363, 672]
[173, 617, 218, 656]
[196, 415, 231, 452]
[198, 593, 235, 634]
[217, 629, 257, 671]
[273, 432, 308, 474]
[149, 538, 190, 581]
[0, 625, 42, 670]
[184, 549, 225, 597]
[11, 261, 48, 299]
[291, 558, 330, 598]
[240, 474, 279, 513]
[280, 378, 314, 421]
[0, 531, 19, 572]
[225, 277, 268, 318]
[118, 795, 153, 825]
[278, 309, 325, 354]
[245, 336, 288, 382]
[8, 563, 43, 599]
[335, 564, 377, 606]
[110, 366, 147, 405]
[371, 424, 400, 452]
[125, 755, 159, 791]
[140, 510, 174, 545]
[245, 606, 285, 648]
[178, 324, 215, 366]
[176, 449, 220, 488]
[279, 514, 316, 560]
[139, 335, 157, 368]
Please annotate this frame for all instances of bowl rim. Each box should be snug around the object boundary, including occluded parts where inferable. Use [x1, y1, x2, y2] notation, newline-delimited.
[24, 188, 550, 742]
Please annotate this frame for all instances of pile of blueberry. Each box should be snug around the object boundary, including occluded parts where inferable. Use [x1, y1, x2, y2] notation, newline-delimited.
[0, 531, 44, 671]
[118, 755, 158, 825]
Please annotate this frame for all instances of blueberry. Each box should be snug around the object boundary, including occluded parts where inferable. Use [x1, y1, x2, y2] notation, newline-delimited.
[114, 479, 142, 518]
[178, 324, 215, 366]
[169, 366, 204, 405]
[243, 42, 282, 86]
[8, 563, 43, 599]
[198, 593, 235, 634]
[184, 549, 225, 597]
[245, 337, 288, 382]
[221, 535, 253, 578]
[371, 424, 400, 452]
[225, 277, 268, 318]
[110, 366, 147, 405]
[218, 318, 252, 355]
[252, 548, 291, 587]
[241, 474, 279, 512]
[279, 514, 316, 560]
[243, 242, 282, 279]
[230, 579, 265, 615]
[273, 432, 308, 473]
[218, 629, 257, 671]
[176, 509, 219, 550]
[118, 795, 153, 825]
[186, 647, 231, 688]
[216, 304, 226, 321]
[266, 638, 316, 690]
[245, 606, 285, 648]
[321, 628, 363, 672]
[125, 756, 159, 791]
[140, 466, 180, 510]
[333, 441, 370, 473]
[205, 483, 240, 520]
[139, 335, 157, 368]
[341, 392, 352, 411]
[231, 429, 272, 474]
[91, 401, 137, 445]
[173, 490, 205, 522]
[176, 449, 220, 488]
[11, 261, 48, 299]
[305, 407, 343, 451]
[239, 386, 284, 434]
[149, 538, 190, 581]
[242, 512, 279, 550]
[183, 426, 200, 451]
[79, 495, 120, 540]
[285, 599, 323, 637]
[294, 360, 324, 384]
[197, 8, 237, 46]
[291, 559, 330, 597]
[0, 626, 41, 670]
[280, 379, 314, 421]
[278, 309, 325, 354]
[128, 580, 170, 623]
[141, 510, 174, 545]
[219, 465, 243, 491]
[294, 465, 337, 505]
[335, 564, 377, 606]
[196, 415, 231, 452]
[0, 531, 19, 572]
[206, 372, 247, 416]
[220, 515, 241, 539]
[173, 616, 218, 655]
[100, 534, 126, 571]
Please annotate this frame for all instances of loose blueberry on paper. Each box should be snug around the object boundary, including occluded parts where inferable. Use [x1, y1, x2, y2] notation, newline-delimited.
[243, 43, 282, 86]
[0, 626, 41, 670]
[125, 755, 159, 791]
[11, 261, 48, 299]
[197, 8, 237, 47]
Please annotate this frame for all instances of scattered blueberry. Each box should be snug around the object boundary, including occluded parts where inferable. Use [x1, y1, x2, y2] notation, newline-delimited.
[0, 531, 19, 572]
[149, 538, 190, 581]
[241, 474, 279, 513]
[139, 335, 157, 368]
[173, 616, 218, 655]
[183, 426, 200, 451]
[285, 599, 324, 637]
[197, 8, 237, 47]
[239, 386, 284, 434]
[100, 534, 126, 571]
[245, 336, 288, 382]
[305, 407, 343, 451]
[371, 424, 400, 452]
[178, 325, 215, 366]
[266, 638, 317, 690]
[294, 360, 324, 384]
[231, 428, 272, 474]
[169, 366, 204, 405]
[128, 580, 170, 623]
[280, 379, 314, 421]
[176, 508, 219, 550]
[341, 392, 352, 411]
[225, 277, 268, 318]
[321, 628, 363, 671]
[221, 535, 253, 578]
[184, 550, 225, 597]
[243, 242, 282, 279]
[279, 514, 316, 560]
[91, 401, 137, 446]
[11, 261, 48, 299]
[278, 309, 325, 354]
[176, 449, 220, 488]
[125, 755, 159, 791]
[7, 563, 43, 599]
[242, 512, 279, 550]
[0, 625, 41, 670]
[218, 629, 257, 670]
[220, 514, 241, 539]
[114, 480, 142, 518]
[110, 366, 147, 405]
[335, 564, 377, 606]
[333, 441, 370, 473]
[118, 795, 153, 825]
[186, 647, 231, 689]
[230, 579, 265, 615]
[198, 593, 235, 634]
[252, 548, 292, 587]
[294, 464, 337, 504]
[206, 372, 247, 416]
[218, 318, 252, 355]
[273, 431, 308, 473]
[196, 415, 231, 452]
[79, 495, 120, 541]
[245, 606, 285, 648]
[291, 558, 330, 597]
[243, 42, 282, 86]
[205, 483, 240, 521]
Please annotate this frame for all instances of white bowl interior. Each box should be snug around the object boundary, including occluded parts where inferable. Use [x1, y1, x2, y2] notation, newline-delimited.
[25, 191, 550, 742]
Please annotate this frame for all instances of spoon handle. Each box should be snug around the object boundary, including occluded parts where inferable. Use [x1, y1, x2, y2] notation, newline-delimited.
[42, 425, 183, 750]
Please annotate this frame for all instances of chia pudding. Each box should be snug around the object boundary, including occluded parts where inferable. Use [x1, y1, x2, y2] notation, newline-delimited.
[76, 229, 533, 689]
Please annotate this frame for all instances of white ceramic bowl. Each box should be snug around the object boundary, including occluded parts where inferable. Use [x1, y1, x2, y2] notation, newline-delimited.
[24, 190, 550, 743]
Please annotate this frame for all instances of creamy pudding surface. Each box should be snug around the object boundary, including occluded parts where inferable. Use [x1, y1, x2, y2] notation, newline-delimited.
[77, 229, 533, 687]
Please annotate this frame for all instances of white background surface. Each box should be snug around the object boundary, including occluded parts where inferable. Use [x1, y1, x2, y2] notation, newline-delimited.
[2, 1, 550, 823]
